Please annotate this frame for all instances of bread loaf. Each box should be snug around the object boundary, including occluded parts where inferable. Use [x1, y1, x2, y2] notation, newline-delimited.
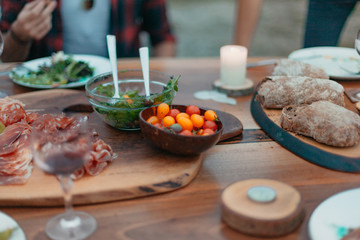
[273, 59, 329, 79]
[280, 101, 360, 147]
[257, 76, 345, 109]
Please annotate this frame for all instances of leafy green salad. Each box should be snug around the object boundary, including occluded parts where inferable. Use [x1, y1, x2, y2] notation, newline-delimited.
[93, 75, 180, 130]
[12, 51, 94, 86]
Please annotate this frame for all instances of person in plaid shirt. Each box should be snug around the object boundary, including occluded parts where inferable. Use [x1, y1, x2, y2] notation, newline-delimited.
[0, 0, 176, 62]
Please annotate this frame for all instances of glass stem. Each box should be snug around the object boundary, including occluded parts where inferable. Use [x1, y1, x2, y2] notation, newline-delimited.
[59, 175, 73, 213]
[58, 175, 78, 225]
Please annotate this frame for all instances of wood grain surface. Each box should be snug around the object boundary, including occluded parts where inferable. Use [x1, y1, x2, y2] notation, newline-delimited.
[2, 58, 360, 240]
[221, 179, 305, 237]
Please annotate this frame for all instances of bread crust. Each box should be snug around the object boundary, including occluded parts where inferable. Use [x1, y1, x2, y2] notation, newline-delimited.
[257, 76, 345, 109]
[280, 101, 360, 147]
[273, 59, 329, 79]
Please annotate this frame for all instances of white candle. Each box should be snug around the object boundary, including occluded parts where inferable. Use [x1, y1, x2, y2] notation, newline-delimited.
[220, 45, 247, 87]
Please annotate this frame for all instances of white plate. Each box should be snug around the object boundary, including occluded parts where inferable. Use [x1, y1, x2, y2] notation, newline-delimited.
[288, 47, 360, 80]
[0, 211, 26, 240]
[308, 188, 360, 240]
[11, 54, 111, 89]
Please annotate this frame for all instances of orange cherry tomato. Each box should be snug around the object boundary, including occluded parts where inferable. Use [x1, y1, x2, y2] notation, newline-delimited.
[175, 112, 190, 122]
[177, 117, 193, 131]
[162, 116, 175, 128]
[123, 94, 133, 104]
[167, 109, 181, 119]
[196, 129, 204, 135]
[147, 116, 160, 125]
[179, 130, 193, 136]
[157, 103, 170, 120]
[186, 105, 200, 116]
[203, 120, 218, 131]
[204, 110, 217, 121]
[190, 114, 204, 128]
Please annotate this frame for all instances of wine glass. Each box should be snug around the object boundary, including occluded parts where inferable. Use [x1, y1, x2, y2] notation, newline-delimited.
[355, 29, 360, 55]
[0, 31, 7, 99]
[31, 116, 97, 240]
[0, 31, 4, 56]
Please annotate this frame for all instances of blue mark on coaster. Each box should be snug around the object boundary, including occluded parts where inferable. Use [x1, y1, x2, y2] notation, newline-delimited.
[247, 186, 276, 203]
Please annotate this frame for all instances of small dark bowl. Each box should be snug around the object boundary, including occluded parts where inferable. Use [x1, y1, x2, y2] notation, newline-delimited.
[139, 105, 223, 155]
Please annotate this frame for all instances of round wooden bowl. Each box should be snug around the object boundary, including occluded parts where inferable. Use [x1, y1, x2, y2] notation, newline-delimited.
[139, 105, 223, 155]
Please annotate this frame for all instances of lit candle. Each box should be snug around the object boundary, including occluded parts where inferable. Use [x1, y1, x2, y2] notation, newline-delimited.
[220, 45, 247, 87]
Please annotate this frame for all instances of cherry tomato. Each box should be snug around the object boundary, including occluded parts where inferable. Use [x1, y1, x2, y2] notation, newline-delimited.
[204, 110, 218, 121]
[123, 94, 133, 104]
[202, 128, 215, 135]
[157, 103, 170, 120]
[177, 117, 193, 131]
[179, 130, 193, 136]
[175, 112, 190, 122]
[147, 116, 160, 125]
[186, 105, 200, 116]
[162, 116, 175, 128]
[167, 109, 181, 119]
[203, 120, 218, 131]
[153, 123, 162, 129]
[190, 114, 204, 128]
[196, 129, 204, 136]
[169, 123, 182, 133]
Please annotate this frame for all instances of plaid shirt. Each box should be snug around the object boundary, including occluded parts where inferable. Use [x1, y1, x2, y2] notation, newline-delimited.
[0, 0, 175, 60]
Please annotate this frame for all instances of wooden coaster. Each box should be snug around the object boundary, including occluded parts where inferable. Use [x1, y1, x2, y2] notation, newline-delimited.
[212, 79, 254, 97]
[221, 179, 305, 237]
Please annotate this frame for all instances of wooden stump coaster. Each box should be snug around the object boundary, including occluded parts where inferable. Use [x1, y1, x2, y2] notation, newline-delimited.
[212, 79, 254, 97]
[221, 179, 305, 237]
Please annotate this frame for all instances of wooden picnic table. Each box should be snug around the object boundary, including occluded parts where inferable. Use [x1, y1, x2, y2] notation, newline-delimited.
[0, 57, 360, 240]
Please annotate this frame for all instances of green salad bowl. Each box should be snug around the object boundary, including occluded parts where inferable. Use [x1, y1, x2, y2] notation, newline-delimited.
[85, 69, 178, 130]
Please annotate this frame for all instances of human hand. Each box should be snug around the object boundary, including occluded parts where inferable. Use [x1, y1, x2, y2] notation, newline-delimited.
[11, 0, 57, 42]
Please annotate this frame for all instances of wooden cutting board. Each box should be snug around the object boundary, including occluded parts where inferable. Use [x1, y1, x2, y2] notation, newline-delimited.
[251, 92, 360, 172]
[0, 89, 242, 206]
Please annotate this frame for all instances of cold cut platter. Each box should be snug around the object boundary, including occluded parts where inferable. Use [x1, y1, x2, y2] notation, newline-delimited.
[0, 89, 243, 207]
[0, 89, 204, 206]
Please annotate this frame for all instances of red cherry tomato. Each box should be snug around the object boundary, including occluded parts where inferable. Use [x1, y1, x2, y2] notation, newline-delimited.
[186, 105, 200, 116]
[202, 128, 215, 135]
[153, 123, 162, 129]
[179, 130, 193, 136]
[166, 109, 181, 119]
[203, 120, 218, 131]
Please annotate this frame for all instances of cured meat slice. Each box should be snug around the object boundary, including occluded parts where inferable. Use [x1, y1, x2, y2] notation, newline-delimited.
[0, 121, 30, 156]
[0, 97, 114, 184]
[32, 114, 114, 178]
[0, 165, 32, 185]
[31, 113, 74, 131]
[85, 139, 114, 176]
[0, 97, 26, 126]
[25, 111, 41, 124]
[0, 147, 32, 175]
[0, 121, 32, 185]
